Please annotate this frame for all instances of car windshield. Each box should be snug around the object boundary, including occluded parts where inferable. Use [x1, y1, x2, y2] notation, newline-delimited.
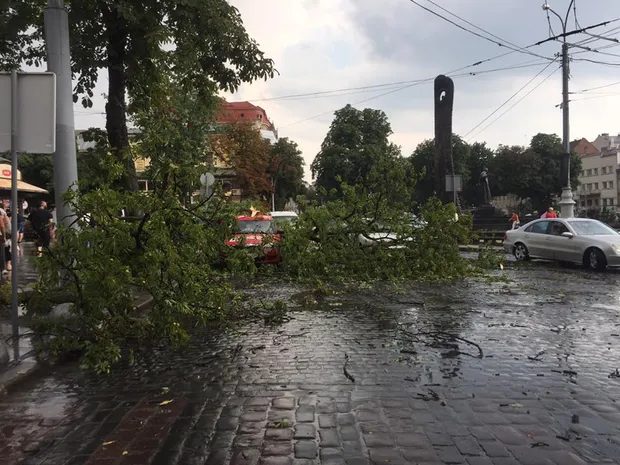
[237, 220, 274, 234]
[567, 220, 619, 236]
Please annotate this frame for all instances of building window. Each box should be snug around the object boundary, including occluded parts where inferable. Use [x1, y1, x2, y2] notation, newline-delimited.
[138, 180, 149, 191]
[587, 169, 592, 176]
[581, 200, 586, 207]
[603, 198, 608, 206]
[594, 168, 599, 175]
[611, 181, 614, 189]
[611, 198, 615, 206]
[240, 113, 245, 118]
[587, 183, 592, 190]
[595, 199, 600, 206]
[595, 182, 599, 190]
[602, 167, 607, 174]
[587, 199, 593, 206]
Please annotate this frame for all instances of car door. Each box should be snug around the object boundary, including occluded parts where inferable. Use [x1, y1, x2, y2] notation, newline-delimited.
[546, 220, 580, 263]
[523, 220, 552, 258]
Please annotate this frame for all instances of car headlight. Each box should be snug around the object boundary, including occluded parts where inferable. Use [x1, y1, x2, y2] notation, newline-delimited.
[612, 244, 620, 255]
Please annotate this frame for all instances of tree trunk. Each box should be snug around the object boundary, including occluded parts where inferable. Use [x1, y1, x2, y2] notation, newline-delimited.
[103, 6, 139, 192]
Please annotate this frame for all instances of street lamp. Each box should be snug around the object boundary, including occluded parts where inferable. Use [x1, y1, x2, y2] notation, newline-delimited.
[542, 1, 575, 218]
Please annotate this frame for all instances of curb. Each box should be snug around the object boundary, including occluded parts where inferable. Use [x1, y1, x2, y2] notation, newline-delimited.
[0, 356, 39, 396]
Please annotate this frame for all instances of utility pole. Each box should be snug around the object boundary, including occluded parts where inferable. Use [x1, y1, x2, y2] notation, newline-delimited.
[44, 0, 78, 228]
[543, 1, 575, 218]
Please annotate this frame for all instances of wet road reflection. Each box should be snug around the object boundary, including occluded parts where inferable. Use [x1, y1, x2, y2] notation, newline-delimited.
[1, 260, 620, 464]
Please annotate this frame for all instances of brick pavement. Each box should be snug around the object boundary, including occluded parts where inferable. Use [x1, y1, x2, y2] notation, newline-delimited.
[1, 262, 620, 465]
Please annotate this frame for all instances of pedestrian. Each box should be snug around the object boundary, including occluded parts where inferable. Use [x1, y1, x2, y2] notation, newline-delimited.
[510, 212, 520, 230]
[540, 207, 558, 219]
[49, 204, 57, 245]
[0, 199, 11, 274]
[28, 200, 53, 256]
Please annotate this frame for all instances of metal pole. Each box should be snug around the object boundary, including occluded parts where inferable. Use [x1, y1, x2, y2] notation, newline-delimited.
[559, 32, 575, 217]
[45, 0, 78, 229]
[10, 70, 19, 341]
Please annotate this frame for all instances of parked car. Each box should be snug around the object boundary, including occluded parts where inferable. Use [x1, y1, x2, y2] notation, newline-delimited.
[270, 211, 299, 225]
[224, 213, 283, 265]
[357, 215, 427, 248]
[503, 218, 620, 271]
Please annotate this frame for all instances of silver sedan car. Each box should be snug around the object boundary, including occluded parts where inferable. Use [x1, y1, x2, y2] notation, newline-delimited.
[503, 218, 620, 270]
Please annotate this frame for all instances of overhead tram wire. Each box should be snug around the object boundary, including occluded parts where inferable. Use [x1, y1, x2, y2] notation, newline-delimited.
[573, 0, 620, 45]
[570, 80, 620, 94]
[273, 15, 620, 128]
[463, 60, 559, 141]
[248, 58, 547, 103]
[466, 65, 560, 141]
[408, 0, 554, 61]
[279, 61, 550, 128]
[258, 60, 547, 103]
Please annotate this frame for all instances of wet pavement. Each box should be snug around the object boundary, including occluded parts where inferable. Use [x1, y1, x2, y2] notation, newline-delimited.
[2, 261, 620, 465]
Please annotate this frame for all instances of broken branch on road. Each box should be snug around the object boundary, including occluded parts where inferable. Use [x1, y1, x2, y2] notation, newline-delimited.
[397, 326, 483, 359]
[527, 350, 546, 362]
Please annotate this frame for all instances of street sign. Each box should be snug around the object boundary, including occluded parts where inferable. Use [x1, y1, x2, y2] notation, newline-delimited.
[445, 174, 462, 192]
[200, 172, 215, 187]
[0, 72, 56, 153]
[199, 172, 216, 197]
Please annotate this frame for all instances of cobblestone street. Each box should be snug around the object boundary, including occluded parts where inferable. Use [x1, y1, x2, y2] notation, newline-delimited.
[2, 261, 620, 465]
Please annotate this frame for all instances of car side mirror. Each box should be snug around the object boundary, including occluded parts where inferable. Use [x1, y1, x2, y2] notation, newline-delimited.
[561, 231, 574, 238]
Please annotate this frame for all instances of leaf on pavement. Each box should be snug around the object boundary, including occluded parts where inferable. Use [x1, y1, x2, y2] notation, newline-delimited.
[159, 399, 173, 406]
[103, 440, 116, 446]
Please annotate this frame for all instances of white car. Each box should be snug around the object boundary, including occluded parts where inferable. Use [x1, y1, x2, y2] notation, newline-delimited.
[358, 216, 427, 248]
[270, 211, 298, 224]
[503, 218, 620, 271]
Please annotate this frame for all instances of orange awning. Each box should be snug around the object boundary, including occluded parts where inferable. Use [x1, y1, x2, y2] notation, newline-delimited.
[0, 178, 48, 194]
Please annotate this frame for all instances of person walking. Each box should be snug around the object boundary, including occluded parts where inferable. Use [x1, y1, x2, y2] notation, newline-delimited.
[510, 212, 520, 230]
[28, 200, 53, 256]
[0, 199, 11, 274]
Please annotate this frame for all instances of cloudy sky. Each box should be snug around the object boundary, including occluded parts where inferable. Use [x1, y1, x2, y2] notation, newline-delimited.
[74, 0, 620, 179]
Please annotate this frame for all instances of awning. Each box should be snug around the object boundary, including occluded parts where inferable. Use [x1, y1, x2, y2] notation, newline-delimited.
[0, 178, 48, 194]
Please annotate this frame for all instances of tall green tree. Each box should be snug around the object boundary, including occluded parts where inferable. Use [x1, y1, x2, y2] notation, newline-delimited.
[491, 133, 582, 212]
[311, 105, 402, 197]
[269, 138, 305, 209]
[0, 1, 275, 191]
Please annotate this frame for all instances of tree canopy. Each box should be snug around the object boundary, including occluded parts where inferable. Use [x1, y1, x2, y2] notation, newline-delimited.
[214, 122, 273, 200]
[0, 0, 276, 191]
[269, 138, 305, 209]
[406, 132, 582, 212]
[311, 105, 402, 197]
[491, 133, 582, 212]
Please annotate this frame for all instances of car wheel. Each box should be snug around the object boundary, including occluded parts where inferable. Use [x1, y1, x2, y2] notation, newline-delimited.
[584, 248, 607, 271]
[513, 243, 529, 261]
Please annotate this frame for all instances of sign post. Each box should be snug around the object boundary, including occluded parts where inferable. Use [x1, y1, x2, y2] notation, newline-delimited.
[0, 71, 56, 343]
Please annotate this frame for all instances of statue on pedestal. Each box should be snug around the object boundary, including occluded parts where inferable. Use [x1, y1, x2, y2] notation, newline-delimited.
[479, 167, 492, 205]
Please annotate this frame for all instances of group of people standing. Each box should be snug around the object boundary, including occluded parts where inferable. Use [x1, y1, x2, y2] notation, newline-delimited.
[509, 207, 558, 230]
[0, 199, 55, 275]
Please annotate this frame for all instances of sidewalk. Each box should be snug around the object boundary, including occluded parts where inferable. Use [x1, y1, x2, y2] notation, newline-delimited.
[0, 261, 619, 464]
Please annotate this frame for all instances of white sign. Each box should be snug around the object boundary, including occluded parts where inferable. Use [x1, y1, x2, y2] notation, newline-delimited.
[0, 72, 57, 153]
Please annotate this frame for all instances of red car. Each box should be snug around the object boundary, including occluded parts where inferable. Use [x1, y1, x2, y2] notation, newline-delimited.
[224, 213, 282, 265]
